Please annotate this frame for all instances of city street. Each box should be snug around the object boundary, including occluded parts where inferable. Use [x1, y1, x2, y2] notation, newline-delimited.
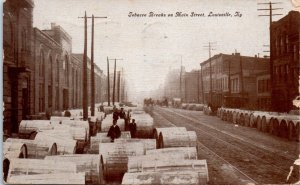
[153, 106, 299, 185]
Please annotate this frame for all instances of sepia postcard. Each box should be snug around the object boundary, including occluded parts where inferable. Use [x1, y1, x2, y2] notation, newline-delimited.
[2, 0, 300, 184]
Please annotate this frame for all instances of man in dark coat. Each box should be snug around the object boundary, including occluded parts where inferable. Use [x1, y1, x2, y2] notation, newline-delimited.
[107, 119, 121, 142]
[129, 119, 137, 138]
[113, 108, 119, 121]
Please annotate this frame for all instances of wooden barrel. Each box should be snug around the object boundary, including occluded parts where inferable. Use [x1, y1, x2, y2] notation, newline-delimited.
[159, 130, 197, 149]
[61, 120, 90, 138]
[101, 115, 125, 132]
[288, 120, 300, 141]
[115, 138, 156, 154]
[221, 109, 227, 121]
[7, 172, 85, 184]
[261, 115, 273, 132]
[45, 154, 103, 184]
[122, 170, 207, 185]
[19, 120, 53, 139]
[256, 115, 263, 131]
[153, 127, 187, 148]
[244, 113, 251, 127]
[50, 116, 72, 122]
[3, 142, 27, 159]
[125, 159, 208, 182]
[99, 142, 144, 181]
[131, 114, 154, 138]
[5, 138, 57, 159]
[89, 132, 131, 154]
[34, 131, 77, 154]
[7, 158, 77, 181]
[146, 147, 198, 159]
[127, 153, 186, 173]
[95, 112, 105, 121]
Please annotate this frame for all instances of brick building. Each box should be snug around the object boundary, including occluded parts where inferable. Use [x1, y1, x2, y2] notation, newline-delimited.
[200, 53, 270, 110]
[3, 0, 107, 135]
[3, 0, 34, 134]
[271, 11, 300, 112]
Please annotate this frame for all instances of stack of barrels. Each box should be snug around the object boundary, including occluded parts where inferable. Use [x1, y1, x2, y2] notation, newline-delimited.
[217, 107, 300, 141]
[3, 110, 106, 184]
[121, 126, 209, 185]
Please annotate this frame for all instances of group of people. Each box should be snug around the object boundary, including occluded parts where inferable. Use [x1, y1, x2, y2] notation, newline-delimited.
[107, 106, 137, 142]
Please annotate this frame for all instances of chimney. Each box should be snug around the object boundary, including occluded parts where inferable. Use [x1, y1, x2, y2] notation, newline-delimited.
[255, 55, 257, 58]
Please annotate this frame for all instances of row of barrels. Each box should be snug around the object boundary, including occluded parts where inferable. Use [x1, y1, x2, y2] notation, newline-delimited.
[3, 111, 107, 184]
[121, 127, 208, 184]
[88, 107, 208, 184]
[217, 108, 300, 141]
[181, 103, 205, 111]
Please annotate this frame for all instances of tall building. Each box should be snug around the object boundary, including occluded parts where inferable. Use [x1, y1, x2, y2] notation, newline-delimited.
[3, 0, 107, 135]
[3, 0, 34, 134]
[200, 53, 270, 110]
[271, 11, 300, 112]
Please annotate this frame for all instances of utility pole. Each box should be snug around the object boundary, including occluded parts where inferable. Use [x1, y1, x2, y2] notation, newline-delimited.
[180, 56, 182, 101]
[197, 69, 200, 103]
[117, 70, 121, 102]
[82, 12, 88, 120]
[200, 66, 204, 104]
[258, 1, 282, 110]
[107, 57, 110, 106]
[78, 13, 107, 119]
[203, 42, 217, 105]
[108, 58, 123, 106]
[91, 15, 95, 116]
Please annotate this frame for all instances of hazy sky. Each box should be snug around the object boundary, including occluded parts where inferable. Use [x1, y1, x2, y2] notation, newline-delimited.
[33, 0, 296, 101]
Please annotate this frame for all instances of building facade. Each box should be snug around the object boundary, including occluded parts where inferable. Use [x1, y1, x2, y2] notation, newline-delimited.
[3, 0, 107, 135]
[200, 53, 270, 110]
[3, 0, 34, 134]
[271, 11, 300, 112]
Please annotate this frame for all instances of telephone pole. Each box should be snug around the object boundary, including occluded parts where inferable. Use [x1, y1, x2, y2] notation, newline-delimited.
[180, 56, 182, 101]
[81, 12, 88, 120]
[258, 1, 282, 109]
[108, 58, 123, 106]
[91, 15, 95, 116]
[78, 13, 107, 119]
[107, 57, 110, 106]
[203, 42, 217, 105]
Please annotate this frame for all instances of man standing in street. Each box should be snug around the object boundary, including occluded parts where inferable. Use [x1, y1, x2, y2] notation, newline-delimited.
[107, 119, 121, 142]
[129, 119, 137, 138]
